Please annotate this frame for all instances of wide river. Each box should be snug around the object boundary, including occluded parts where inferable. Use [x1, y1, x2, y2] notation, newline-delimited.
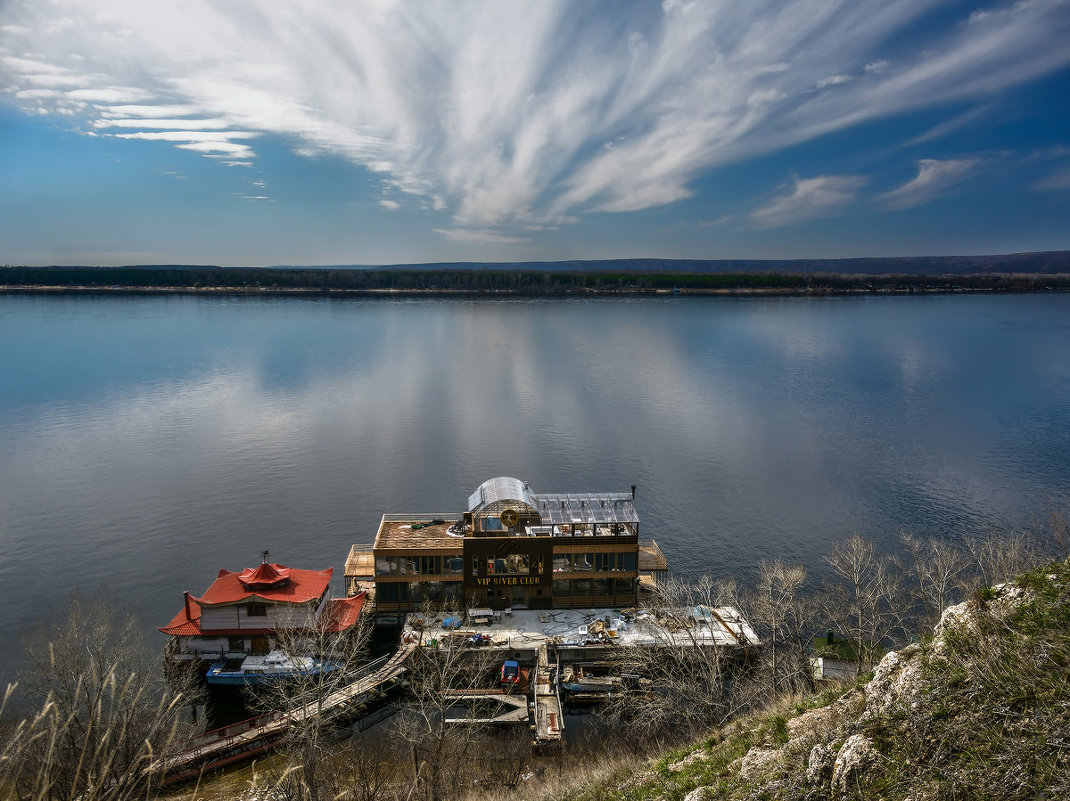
[2, 292, 1068, 681]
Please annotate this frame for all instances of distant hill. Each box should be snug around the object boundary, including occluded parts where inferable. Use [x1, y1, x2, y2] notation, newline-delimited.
[279, 250, 1070, 275]
[4, 251, 1070, 295]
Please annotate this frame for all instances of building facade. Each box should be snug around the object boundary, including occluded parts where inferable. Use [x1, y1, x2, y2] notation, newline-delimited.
[160, 560, 365, 667]
[346, 477, 667, 619]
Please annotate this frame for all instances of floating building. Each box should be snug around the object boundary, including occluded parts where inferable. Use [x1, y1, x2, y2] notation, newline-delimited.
[345, 476, 668, 622]
[160, 558, 366, 669]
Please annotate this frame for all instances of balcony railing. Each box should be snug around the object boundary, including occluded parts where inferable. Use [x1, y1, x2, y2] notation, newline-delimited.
[638, 539, 668, 572]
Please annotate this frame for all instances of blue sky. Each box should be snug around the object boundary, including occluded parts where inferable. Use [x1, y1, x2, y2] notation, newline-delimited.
[2, 0, 1069, 267]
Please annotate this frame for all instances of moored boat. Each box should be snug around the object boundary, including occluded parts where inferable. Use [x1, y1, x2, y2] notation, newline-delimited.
[206, 650, 342, 686]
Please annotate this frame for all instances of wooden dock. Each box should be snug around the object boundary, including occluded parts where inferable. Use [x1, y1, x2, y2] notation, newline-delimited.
[532, 644, 563, 745]
[443, 689, 529, 725]
[163, 643, 416, 784]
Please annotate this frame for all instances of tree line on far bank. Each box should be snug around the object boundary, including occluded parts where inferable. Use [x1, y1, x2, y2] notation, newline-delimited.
[0, 512, 1066, 801]
[3, 265, 1070, 294]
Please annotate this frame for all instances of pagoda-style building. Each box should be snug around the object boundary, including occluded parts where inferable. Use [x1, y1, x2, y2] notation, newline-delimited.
[160, 558, 365, 668]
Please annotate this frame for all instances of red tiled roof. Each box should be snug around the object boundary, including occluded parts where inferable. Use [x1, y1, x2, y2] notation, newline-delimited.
[195, 564, 332, 606]
[323, 593, 367, 632]
[238, 562, 292, 589]
[159, 594, 203, 636]
[159, 567, 366, 637]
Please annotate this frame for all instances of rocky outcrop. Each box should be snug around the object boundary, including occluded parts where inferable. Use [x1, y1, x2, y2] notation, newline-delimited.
[723, 579, 1039, 798]
[830, 734, 879, 795]
[613, 564, 1069, 801]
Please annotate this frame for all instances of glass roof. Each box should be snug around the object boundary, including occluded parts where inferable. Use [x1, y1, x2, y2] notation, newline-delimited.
[467, 477, 639, 525]
[467, 476, 539, 513]
[532, 493, 638, 525]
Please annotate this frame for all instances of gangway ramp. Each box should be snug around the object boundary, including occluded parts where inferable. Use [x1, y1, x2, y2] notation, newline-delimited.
[532, 644, 563, 744]
[163, 643, 416, 784]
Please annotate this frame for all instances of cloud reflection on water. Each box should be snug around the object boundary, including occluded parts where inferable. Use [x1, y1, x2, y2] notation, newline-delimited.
[1, 294, 1069, 680]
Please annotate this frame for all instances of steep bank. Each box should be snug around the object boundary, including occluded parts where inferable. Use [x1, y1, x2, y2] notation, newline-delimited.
[554, 558, 1070, 800]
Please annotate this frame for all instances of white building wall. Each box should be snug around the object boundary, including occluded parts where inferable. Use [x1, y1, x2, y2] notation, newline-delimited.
[198, 596, 325, 631]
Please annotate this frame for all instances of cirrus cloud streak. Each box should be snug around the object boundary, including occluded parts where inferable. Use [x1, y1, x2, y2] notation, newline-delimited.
[2, 0, 1069, 233]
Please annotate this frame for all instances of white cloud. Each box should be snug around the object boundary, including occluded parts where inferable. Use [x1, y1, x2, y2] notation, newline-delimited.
[1034, 168, 1070, 192]
[66, 87, 153, 103]
[883, 158, 980, 209]
[902, 104, 992, 147]
[99, 104, 200, 118]
[92, 117, 231, 130]
[434, 228, 532, 245]
[751, 174, 867, 229]
[816, 73, 852, 88]
[379, 199, 400, 210]
[1, 0, 1068, 233]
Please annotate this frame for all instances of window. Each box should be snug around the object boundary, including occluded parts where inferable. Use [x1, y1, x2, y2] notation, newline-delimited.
[246, 603, 267, 617]
[228, 636, 245, 652]
[614, 578, 635, 595]
[487, 553, 531, 575]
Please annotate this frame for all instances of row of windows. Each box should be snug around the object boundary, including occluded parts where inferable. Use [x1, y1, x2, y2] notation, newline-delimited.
[377, 581, 466, 604]
[552, 552, 636, 572]
[377, 552, 638, 577]
[476, 520, 636, 537]
[482, 553, 544, 575]
[376, 555, 465, 576]
[553, 578, 635, 596]
[376, 577, 636, 602]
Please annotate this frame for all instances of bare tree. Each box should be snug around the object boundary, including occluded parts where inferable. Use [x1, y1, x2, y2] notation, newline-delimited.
[396, 608, 505, 801]
[1042, 505, 1069, 557]
[745, 559, 818, 695]
[252, 594, 374, 801]
[6, 593, 197, 801]
[901, 532, 969, 631]
[823, 533, 906, 675]
[601, 574, 742, 742]
[960, 529, 1042, 593]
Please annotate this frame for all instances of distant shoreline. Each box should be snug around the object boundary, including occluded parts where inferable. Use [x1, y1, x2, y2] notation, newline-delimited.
[3, 258, 1070, 296]
[3, 276, 1070, 298]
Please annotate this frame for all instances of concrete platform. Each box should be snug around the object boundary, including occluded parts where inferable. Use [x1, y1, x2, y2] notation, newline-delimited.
[402, 605, 758, 655]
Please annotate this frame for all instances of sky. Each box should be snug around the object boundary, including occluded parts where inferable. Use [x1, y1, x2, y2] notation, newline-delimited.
[1, 0, 1069, 267]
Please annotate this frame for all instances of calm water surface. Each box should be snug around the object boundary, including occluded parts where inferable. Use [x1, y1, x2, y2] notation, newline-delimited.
[1, 293, 1069, 680]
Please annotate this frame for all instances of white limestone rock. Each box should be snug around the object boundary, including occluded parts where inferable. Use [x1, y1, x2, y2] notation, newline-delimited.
[739, 745, 785, 781]
[683, 787, 715, 801]
[831, 734, 878, 795]
[806, 743, 835, 785]
[863, 642, 926, 719]
[788, 703, 842, 743]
